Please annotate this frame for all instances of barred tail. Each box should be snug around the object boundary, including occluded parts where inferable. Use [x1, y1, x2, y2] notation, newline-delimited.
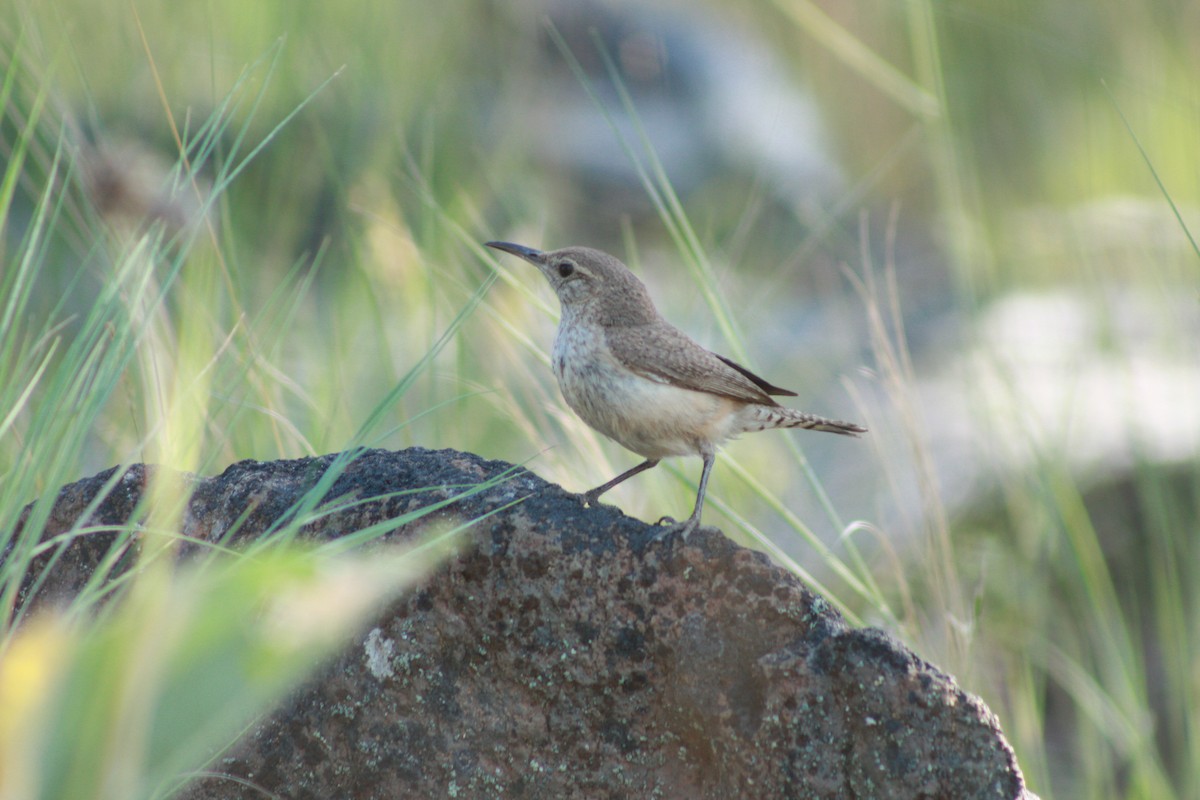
[743, 405, 867, 437]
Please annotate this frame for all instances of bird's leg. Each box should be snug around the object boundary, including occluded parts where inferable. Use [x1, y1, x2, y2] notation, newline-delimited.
[582, 459, 660, 506]
[655, 450, 715, 542]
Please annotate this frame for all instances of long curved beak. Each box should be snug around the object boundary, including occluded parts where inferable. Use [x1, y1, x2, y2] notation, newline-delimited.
[485, 241, 545, 264]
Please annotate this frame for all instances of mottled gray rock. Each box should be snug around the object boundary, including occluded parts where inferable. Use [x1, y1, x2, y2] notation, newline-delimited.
[11, 447, 1033, 799]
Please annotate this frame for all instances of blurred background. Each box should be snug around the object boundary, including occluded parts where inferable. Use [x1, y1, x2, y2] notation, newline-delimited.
[2, 0, 1198, 797]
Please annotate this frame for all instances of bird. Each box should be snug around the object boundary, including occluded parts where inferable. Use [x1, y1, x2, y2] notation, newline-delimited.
[485, 241, 865, 539]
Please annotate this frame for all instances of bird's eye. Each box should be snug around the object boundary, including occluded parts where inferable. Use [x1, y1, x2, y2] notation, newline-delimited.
[557, 261, 576, 278]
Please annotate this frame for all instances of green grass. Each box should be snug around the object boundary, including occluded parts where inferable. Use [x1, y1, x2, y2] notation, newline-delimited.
[2, 1, 1199, 798]
[0, 25, 501, 796]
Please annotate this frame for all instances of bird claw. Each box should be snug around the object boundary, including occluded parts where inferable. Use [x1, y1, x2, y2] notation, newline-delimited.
[650, 516, 699, 544]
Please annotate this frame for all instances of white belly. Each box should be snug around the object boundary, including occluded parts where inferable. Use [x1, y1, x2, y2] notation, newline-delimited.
[552, 327, 741, 459]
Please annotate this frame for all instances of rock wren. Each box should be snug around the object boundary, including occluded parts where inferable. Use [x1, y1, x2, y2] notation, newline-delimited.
[486, 241, 866, 538]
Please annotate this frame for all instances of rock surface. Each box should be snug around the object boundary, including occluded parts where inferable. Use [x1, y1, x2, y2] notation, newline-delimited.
[13, 447, 1032, 799]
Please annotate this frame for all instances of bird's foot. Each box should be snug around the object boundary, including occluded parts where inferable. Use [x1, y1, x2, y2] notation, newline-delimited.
[581, 489, 605, 508]
[650, 515, 699, 543]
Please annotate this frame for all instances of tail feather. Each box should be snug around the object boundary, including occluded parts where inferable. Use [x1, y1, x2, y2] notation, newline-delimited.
[743, 405, 867, 437]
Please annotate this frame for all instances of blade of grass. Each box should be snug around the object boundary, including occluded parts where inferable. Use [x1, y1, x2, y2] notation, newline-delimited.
[765, 0, 939, 118]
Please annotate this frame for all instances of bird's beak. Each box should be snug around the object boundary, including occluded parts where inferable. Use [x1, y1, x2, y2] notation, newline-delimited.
[485, 241, 546, 264]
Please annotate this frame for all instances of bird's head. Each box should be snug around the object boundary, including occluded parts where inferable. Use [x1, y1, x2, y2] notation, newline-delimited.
[485, 241, 654, 322]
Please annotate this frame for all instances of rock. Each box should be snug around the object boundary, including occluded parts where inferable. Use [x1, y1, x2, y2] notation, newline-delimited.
[11, 447, 1033, 799]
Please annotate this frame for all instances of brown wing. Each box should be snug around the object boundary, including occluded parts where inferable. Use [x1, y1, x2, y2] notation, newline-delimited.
[605, 322, 789, 405]
[713, 354, 798, 397]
